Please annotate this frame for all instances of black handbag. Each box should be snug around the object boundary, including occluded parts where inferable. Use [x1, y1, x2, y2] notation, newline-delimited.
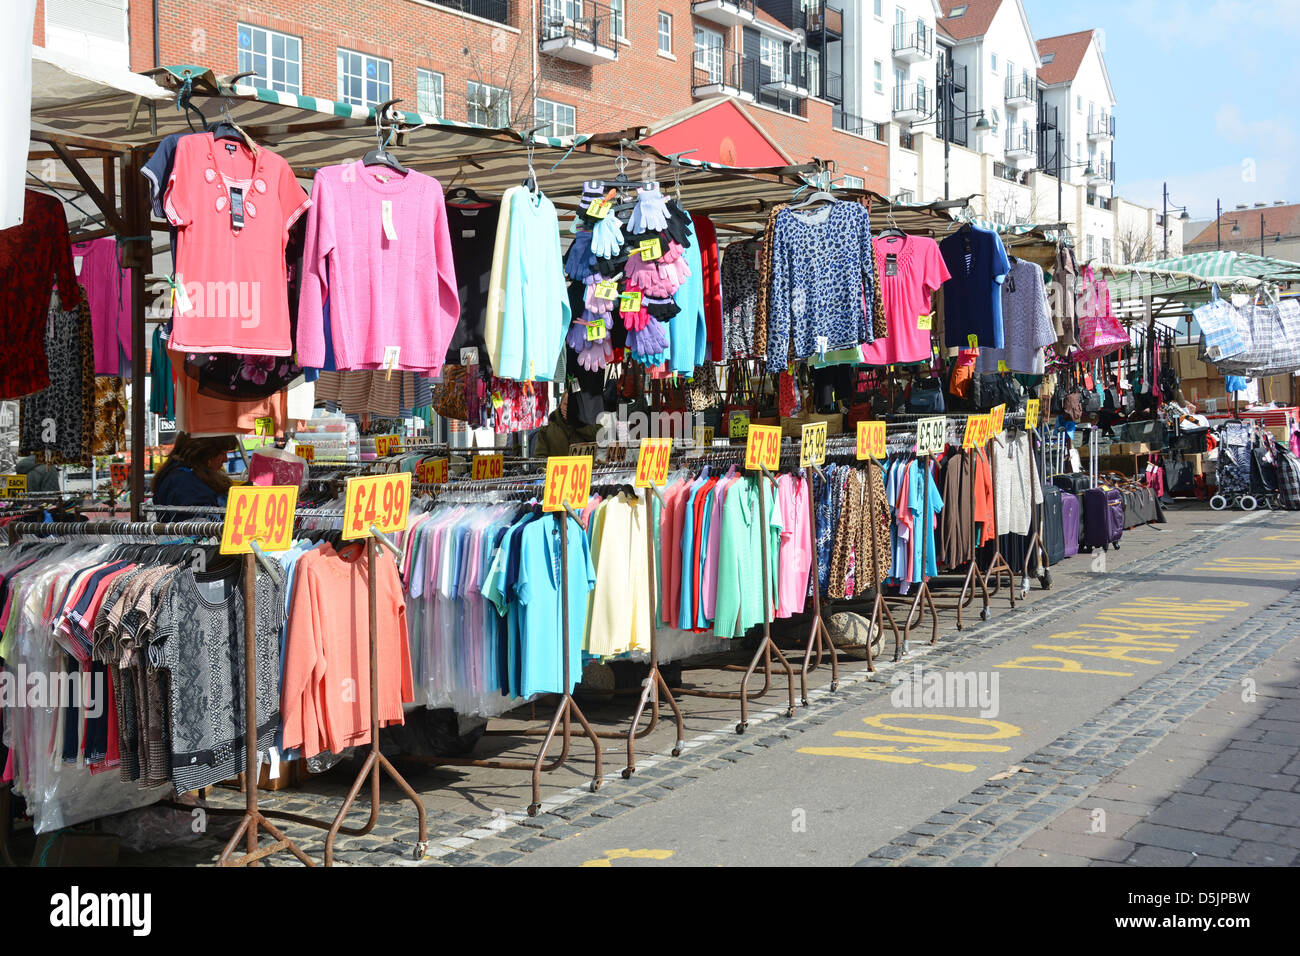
[908, 377, 946, 414]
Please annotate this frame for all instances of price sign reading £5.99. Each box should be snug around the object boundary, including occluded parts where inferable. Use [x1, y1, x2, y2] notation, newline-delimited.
[744, 424, 781, 472]
[915, 416, 947, 456]
[635, 437, 672, 488]
[220, 485, 299, 555]
[800, 421, 827, 467]
[543, 456, 593, 513]
[343, 472, 411, 540]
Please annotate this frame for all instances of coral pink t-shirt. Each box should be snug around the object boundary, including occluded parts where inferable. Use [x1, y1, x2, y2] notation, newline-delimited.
[859, 234, 951, 366]
[164, 133, 310, 356]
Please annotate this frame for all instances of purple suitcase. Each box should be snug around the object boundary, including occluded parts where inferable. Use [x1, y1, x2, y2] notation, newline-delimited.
[1083, 488, 1124, 550]
[1061, 492, 1081, 557]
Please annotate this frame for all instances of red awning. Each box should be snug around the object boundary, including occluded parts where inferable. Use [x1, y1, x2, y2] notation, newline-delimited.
[641, 100, 789, 168]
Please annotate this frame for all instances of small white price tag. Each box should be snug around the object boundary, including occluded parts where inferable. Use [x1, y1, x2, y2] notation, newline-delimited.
[74, 256, 83, 276]
[461, 347, 479, 366]
[381, 199, 398, 240]
[173, 277, 194, 316]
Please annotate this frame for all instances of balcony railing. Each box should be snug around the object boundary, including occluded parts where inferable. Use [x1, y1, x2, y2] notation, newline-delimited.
[1005, 73, 1035, 105]
[691, 0, 756, 27]
[893, 82, 931, 118]
[893, 20, 935, 61]
[437, 0, 514, 26]
[759, 46, 814, 96]
[693, 48, 759, 99]
[993, 162, 1028, 185]
[1005, 125, 1036, 159]
[822, 70, 842, 102]
[540, 1, 619, 63]
[761, 1, 843, 37]
[944, 61, 967, 91]
[1088, 113, 1115, 139]
[1089, 159, 1115, 183]
[832, 107, 884, 141]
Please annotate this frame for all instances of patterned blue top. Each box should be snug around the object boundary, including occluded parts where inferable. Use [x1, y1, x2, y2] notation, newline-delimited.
[767, 201, 875, 373]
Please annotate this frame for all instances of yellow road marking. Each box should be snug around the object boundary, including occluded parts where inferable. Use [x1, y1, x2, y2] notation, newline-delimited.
[799, 714, 1019, 773]
[580, 848, 675, 867]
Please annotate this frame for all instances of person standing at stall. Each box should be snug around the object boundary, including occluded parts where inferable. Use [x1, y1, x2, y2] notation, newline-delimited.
[151, 433, 238, 520]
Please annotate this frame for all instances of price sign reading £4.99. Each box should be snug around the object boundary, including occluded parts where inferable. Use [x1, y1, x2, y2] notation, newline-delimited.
[635, 437, 672, 488]
[744, 424, 781, 472]
[220, 485, 299, 555]
[856, 421, 885, 460]
[343, 472, 411, 540]
[915, 416, 947, 456]
[800, 421, 827, 467]
[543, 456, 593, 513]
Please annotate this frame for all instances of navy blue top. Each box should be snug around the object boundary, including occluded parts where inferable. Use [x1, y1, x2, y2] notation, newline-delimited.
[940, 225, 1011, 350]
[154, 465, 225, 522]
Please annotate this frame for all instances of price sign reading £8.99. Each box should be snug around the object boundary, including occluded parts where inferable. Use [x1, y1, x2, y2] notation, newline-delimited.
[800, 421, 827, 468]
[343, 472, 411, 540]
[635, 437, 672, 488]
[744, 424, 781, 472]
[543, 456, 593, 513]
[915, 416, 947, 456]
[220, 485, 299, 555]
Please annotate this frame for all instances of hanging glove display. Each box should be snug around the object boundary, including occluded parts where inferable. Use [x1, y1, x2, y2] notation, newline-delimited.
[590, 214, 625, 259]
[629, 184, 670, 235]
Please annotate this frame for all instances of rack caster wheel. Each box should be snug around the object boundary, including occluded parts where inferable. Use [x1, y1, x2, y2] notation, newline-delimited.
[1210, 494, 1228, 511]
[785, 706, 796, 718]
[1041, 570, 1053, 590]
[980, 608, 991, 621]
[830, 680, 839, 692]
[801, 697, 810, 707]
[671, 748, 682, 758]
[590, 778, 602, 793]
[414, 841, 428, 860]
[1241, 495, 1257, 511]
[736, 722, 748, 734]
[527, 804, 540, 817]
[621, 768, 633, 780]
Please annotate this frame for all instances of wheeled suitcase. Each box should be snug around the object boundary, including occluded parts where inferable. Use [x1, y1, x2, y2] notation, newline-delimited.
[1061, 492, 1081, 557]
[1041, 485, 1065, 565]
[1083, 487, 1124, 550]
[1053, 472, 1090, 494]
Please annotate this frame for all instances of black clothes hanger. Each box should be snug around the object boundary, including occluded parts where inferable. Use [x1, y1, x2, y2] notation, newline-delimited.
[446, 185, 486, 204]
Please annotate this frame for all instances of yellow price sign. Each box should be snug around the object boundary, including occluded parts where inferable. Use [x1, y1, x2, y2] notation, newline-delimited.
[744, 424, 781, 472]
[594, 279, 619, 300]
[1024, 399, 1040, 430]
[416, 458, 448, 484]
[693, 425, 715, 449]
[3, 474, 27, 498]
[635, 437, 673, 488]
[856, 420, 885, 460]
[962, 416, 981, 450]
[619, 290, 643, 313]
[220, 485, 298, 555]
[728, 411, 750, 440]
[967, 334, 979, 348]
[800, 421, 827, 467]
[543, 455, 593, 513]
[254, 416, 275, 437]
[586, 198, 612, 219]
[472, 454, 504, 480]
[996, 359, 1009, 373]
[586, 319, 607, 341]
[343, 472, 412, 540]
[917, 313, 933, 330]
[374, 434, 401, 457]
[988, 404, 1006, 434]
[638, 237, 662, 260]
[296, 443, 315, 463]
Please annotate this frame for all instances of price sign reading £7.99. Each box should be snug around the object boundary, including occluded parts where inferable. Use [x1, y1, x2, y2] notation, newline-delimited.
[856, 421, 885, 460]
[800, 421, 827, 467]
[220, 485, 299, 555]
[635, 437, 672, 488]
[744, 424, 781, 472]
[343, 472, 411, 540]
[543, 456, 593, 513]
[472, 454, 504, 480]
[915, 416, 947, 456]
[988, 403, 1007, 435]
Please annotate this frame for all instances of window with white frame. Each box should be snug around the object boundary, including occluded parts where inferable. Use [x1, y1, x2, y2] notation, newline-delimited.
[417, 69, 444, 118]
[337, 48, 391, 107]
[658, 12, 672, 54]
[610, 0, 625, 38]
[990, 53, 997, 72]
[874, 60, 883, 94]
[237, 23, 301, 94]
[1085, 235, 1095, 260]
[467, 81, 511, 127]
[1101, 238, 1112, 262]
[807, 48, 820, 95]
[535, 98, 576, 137]
[695, 26, 724, 84]
[759, 35, 783, 78]
[842, 174, 865, 189]
[874, 0, 883, 18]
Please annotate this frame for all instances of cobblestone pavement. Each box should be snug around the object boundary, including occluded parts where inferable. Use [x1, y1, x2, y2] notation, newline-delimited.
[76, 506, 1298, 867]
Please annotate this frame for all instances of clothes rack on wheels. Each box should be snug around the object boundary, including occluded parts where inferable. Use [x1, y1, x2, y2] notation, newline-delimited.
[667, 447, 797, 734]
[409, 475, 604, 816]
[877, 421, 939, 659]
[2, 520, 318, 868]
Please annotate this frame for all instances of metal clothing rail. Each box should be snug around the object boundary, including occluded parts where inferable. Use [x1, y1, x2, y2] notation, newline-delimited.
[3, 520, 316, 868]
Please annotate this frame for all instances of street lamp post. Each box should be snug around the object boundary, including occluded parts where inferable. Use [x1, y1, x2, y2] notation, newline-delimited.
[1216, 198, 1222, 251]
[1054, 128, 1095, 222]
[1161, 182, 1188, 257]
[908, 63, 989, 202]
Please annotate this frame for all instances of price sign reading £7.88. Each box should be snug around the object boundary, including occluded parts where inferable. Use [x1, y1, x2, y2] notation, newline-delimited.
[543, 456, 593, 513]
[915, 416, 947, 456]
[220, 485, 299, 555]
[343, 472, 411, 540]
[635, 437, 672, 488]
[744, 424, 781, 472]
[800, 421, 827, 467]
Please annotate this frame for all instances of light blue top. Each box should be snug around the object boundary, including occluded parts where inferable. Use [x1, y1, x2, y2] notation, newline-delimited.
[500, 188, 572, 381]
[516, 514, 596, 696]
[671, 209, 709, 375]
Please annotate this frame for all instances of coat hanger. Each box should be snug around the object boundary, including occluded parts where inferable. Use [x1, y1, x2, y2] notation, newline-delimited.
[207, 73, 259, 153]
[446, 184, 486, 205]
[362, 98, 409, 175]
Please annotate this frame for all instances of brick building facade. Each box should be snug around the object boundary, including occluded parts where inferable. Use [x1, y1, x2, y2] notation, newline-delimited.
[32, 0, 887, 192]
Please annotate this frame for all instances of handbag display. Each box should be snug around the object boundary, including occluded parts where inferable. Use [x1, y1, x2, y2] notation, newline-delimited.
[907, 375, 946, 414]
[1075, 266, 1128, 361]
[434, 364, 469, 421]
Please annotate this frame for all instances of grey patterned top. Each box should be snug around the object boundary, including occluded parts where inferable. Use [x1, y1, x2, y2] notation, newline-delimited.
[149, 562, 285, 794]
[721, 237, 761, 358]
[976, 259, 1056, 375]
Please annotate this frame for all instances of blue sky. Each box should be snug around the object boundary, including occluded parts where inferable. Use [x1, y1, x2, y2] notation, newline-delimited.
[1024, 0, 1300, 219]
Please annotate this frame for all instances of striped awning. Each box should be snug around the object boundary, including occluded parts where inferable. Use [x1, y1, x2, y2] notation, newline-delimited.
[1104, 251, 1300, 319]
[28, 65, 831, 232]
